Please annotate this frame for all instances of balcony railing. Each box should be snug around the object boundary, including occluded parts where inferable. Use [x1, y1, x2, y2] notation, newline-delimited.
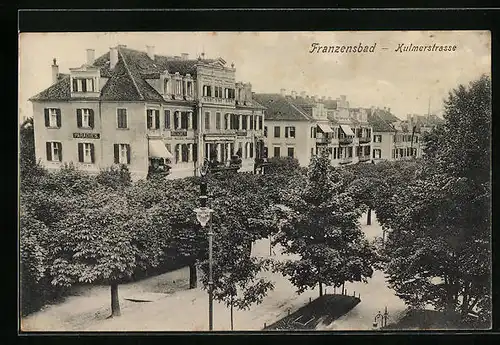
[339, 137, 353, 145]
[339, 157, 353, 164]
[359, 136, 371, 144]
[201, 96, 236, 106]
[358, 155, 370, 162]
[236, 130, 248, 137]
[316, 137, 330, 144]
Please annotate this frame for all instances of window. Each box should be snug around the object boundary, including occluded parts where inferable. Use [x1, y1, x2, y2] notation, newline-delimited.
[164, 79, 170, 94]
[45, 142, 62, 162]
[117, 109, 127, 129]
[147, 109, 160, 129]
[287, 147, 295, 158]
[187, 81, 193, 96]
[44, 108, 61, 128]
[224, 113, 229, 130]
[114, 144, 131, 164]
[285, 126, 296, 138]
[333, 147, 338, 159]
[310, 127, 317, 138]
[205, 112, 210, 130]
[374, 135, 382, 143]
[72, 77, 95, 92]
[242, 115, 247, 130]
[78, 142, 95, 163]
[274, 146, 281, 158]
[176, 80, 182, 95]
[311, 148, 314, 157]
[373, 149, 381, 159]
[181, 144, 189, 162]
[249, 143, 254, 158]
[77, 108, 94, 128]
[214, 86, 223, 98]
[264, 126, 268, 137]
[203, 85, 212, 97]
[216, 112, 221, 129]
[258, 116, 263, 130]
[249, 115, 254, 130]
[165, 110, 171, 129]
[274, 126, 281, 138]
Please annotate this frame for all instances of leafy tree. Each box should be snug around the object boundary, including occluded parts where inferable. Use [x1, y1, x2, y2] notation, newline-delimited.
[273, 155, 377, 297]
[97, 165, 132, 190]
[382, 76, 491, 324]
[49, 187, 151, 317]
[196, 172, 279, 328]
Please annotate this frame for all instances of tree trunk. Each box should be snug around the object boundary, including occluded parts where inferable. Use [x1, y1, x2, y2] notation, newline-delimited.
[319, 281, 323, 297]
[367, 208, 372, 225]
[189, 261, 197, 289]
[342, 282, 345, 295]
[230, 296, 234, 331]
[110, 283, 121, 317]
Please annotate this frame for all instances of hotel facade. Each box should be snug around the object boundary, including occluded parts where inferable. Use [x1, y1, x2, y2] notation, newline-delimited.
[254, 91, 373, 168]
[30, 45, 266, 180]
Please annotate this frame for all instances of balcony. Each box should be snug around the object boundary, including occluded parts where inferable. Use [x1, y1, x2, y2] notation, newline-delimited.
[201, 96, 236, 106]
[236, 130, 248, 137]
[359, 136, 371, 144]
[339, 157, 353, 164]
[339, 137, 353, 145]
[164, 129, 196, 139]
[208, 156, 242, 173]
[316, 136, 330, 145]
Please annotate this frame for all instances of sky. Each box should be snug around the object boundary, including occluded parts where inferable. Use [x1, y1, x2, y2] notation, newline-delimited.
[19, 31, 491, 120]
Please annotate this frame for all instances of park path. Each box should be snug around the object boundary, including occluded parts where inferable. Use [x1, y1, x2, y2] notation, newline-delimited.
[317, 213, 407, 330]
[21, 212, 405, 331]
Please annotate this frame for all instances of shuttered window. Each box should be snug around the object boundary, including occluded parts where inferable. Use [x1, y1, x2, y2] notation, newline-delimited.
[44, 108, 61, 128]
[147, 109, 160, 129]
[78, 143, 95, 163]
[76, 108, 94, 128]
[117, 109, 128, 129]
[114, 144, 131, 164]
[45, 142, 62, 162]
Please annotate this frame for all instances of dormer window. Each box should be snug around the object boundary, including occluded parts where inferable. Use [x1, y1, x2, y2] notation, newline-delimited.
[164, 78, 170, 94]
[72, 77, 96, 92]
[175, 80, 182, 95]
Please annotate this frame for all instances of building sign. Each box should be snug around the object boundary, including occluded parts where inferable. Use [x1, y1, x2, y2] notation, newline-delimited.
[73, 132, 100, 139]
[171, 130, 188, 137]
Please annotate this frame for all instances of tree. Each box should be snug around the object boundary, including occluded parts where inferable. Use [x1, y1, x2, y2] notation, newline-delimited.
[273, 155, 377, 297]
[382, 76, 491, 324]
[196, 172, 279, 328]
[49, 187, 149, 317]
[96, 165, 132, 190]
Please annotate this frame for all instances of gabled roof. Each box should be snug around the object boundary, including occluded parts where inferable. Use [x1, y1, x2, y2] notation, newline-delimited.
[253, 93, 313, 121]
[30, 46, 217, 103]
[367, 108, 398, 132]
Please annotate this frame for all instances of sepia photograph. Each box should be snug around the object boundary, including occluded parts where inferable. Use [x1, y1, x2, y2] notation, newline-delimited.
[18, 30, 491, 332]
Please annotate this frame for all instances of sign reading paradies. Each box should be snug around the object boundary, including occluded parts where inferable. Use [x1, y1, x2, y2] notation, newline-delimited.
[73, 132, 100, 139]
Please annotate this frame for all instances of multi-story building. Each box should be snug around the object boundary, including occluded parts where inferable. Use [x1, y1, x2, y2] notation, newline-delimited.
[254, 91, 372, 167]
[367, 107, 429, 162]
[29, 45, 266, 181]
[253, 92, 315, 167]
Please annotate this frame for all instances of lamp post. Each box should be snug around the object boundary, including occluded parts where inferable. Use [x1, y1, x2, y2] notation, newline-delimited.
[194, 160, 214, 331]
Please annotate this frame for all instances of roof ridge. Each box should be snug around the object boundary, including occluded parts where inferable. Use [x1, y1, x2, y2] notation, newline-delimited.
[118, 48, 144, 100]
[285, 98, 312, 120]
[375, 111, 396, 131]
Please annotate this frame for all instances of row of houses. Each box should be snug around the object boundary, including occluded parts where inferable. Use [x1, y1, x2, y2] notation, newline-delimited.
[28, 45, 443, 181]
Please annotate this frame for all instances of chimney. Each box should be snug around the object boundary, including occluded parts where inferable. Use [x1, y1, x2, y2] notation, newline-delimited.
[388, 107, 391, 113]
[280, 88, 286, 96]
[86, 49, 95, 65]
[181, 53, 189, 60]
[110, 47, 118, 70]
[341, 95, 347, 101]
[300, 91, 306, 98]
[51, 58, 59, 85]
[291, 90, 297, 98]
[328, 96, 332, 101]
[146, 45, 155, 60]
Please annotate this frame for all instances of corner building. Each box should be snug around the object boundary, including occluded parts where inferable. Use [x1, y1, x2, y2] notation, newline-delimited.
[30, 45, 266, 181]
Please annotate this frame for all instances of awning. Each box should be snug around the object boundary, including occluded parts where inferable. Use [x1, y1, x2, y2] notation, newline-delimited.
[317, 123, 334, 133]
[148, 140, 173, 159]
[340, 124, 355, 136]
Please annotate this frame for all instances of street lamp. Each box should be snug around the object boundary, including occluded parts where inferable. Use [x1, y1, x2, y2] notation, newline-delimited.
[194, 159, 215, 331]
